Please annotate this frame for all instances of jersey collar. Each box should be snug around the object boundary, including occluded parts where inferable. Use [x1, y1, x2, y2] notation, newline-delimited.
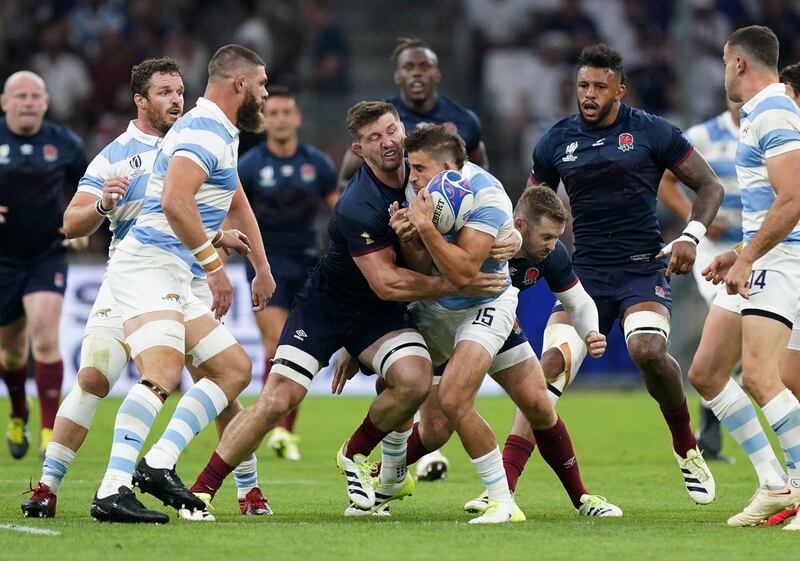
[740, 82, 785, 117]
[126, 121, 161, 147]
[196, 97, 240, 137]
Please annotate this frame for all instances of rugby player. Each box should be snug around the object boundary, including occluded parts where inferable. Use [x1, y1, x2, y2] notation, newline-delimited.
[89, 45, 275, 523]
[527, 44, 724, 504]
[238, 86, 338, 461]
[0, 71, 88, 460]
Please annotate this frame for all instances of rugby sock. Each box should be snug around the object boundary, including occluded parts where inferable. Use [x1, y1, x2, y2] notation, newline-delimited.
[405, 422, 433, 465]
[34, 361, 63, 429]
[708, 378, 785, 489]
[660, 400, 697, 458]
[191, 451, 234, 497]
[534, 417, 587, 508]
[261, 359, 272, 387]
[233, 453, 259, 499]
[41, 441, 75, 494]
[0, 365, 28, 420]
[145, 378, 229, 469]
[278, 408, 298, 432]
[380, 428, 411, 484]
[472, 447, 513, 503]
[502, 435, 535, 493]
[97, 383, 164, 498]
[762, 388, 800, 482]
[345, 414, 388, 459]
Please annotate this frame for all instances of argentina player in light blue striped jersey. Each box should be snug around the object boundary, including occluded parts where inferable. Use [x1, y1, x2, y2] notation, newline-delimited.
[90, 45, 275, 524]
[695, 25, 800, 528]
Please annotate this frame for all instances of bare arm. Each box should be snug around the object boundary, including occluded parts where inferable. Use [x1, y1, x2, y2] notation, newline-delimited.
[669, 149, 723, 228]
[161, 156, 209, 249]
[657, 169, 692, 221]
[353, 245, 458, 301]
[63, 176, 129, 238]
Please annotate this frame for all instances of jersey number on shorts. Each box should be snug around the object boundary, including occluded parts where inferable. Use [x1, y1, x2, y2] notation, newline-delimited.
[748, 270, 767, 290]
[473, 307, 495, 327]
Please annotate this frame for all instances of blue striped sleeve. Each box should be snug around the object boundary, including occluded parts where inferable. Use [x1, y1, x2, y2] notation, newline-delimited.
[173, 143, 218, 175]
[759, 128, 800, 153]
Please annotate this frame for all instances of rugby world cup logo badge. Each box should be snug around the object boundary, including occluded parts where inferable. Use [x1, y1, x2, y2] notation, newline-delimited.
[618, 133, 634, 152]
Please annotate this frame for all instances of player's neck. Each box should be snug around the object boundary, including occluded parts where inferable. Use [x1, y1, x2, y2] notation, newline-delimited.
[133, 118, 164, 139]
[595, 103, 621, 128]
[5, 120, 41, 137]
[201, 88, 239, 128]
[369, 162, 405, 189]
[267, 136, 298, 158]
[739, 73, 780, 105]
[401, 92, 437, 114]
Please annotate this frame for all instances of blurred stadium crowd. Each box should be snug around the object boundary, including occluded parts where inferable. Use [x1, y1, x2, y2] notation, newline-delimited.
[2, 0, 799, 257]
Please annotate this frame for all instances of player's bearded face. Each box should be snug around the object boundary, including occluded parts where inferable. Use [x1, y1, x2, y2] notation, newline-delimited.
[722, 44, 743, 103]
[576, 67, 620, 125]
[237, 88, 266, 133]
[359, 114, 405, 172]
[144, 73, 184, 134]
[520, 216, 564, 261]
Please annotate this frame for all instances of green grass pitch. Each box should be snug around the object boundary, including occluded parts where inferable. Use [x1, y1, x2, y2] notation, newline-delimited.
[1, 391, 797, 561]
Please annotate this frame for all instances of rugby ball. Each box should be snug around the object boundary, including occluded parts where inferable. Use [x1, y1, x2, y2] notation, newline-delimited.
[426, 170, 474, 234]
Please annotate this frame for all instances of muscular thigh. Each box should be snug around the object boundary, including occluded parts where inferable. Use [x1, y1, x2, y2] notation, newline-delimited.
[691, 304, 742, 383]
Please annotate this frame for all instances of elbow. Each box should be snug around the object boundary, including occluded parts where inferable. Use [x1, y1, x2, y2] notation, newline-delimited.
[62, 212, 80, 239]
[161, 194, 180, 223]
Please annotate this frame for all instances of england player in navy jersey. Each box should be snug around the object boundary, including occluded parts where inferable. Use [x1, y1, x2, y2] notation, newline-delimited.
[0, 71, 87, 461]
[690, 27, 800, 528]
[337, 37, 487, 187]
[238, 86, 338, 461]
[529, 44, 725, 505]
[188, 102, 495, 516]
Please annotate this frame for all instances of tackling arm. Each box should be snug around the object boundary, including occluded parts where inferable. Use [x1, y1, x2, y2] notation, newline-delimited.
[353, 245, 458, 301]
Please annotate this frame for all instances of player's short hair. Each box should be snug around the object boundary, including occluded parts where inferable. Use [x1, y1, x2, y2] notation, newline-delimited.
[207, 44, 265, 80]
[391, 37, 437, 64]
[515, 187, 570, 225]
[780, 63, 800, 93]
[405, 124, 467, 169]
[577, 43, 626, 85]
[345, 101, 400, 141]
[130, 57, 182, 98]
[727, 25, 779, 70]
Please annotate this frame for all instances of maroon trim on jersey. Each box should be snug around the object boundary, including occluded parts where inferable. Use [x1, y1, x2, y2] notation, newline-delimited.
[552, 276, 580, 294]
[529, 171, 541, 185]
[350, 242, 392, 257]
[671, 146, 694, 169]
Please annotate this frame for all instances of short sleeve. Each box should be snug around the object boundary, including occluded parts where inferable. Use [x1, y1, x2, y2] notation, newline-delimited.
[337, 208, 394, 257]
[529, 133, 560, 187]
[753, 100, 800, 159]
[76, 150, 110, 198]
[463, 185, 511, 238]
[316, 152, 337, 196]
[172, 120, 230, 176]
[462, 108, 482, 154]
[540, 241, 579, 292]
[650, 115, 693, 169]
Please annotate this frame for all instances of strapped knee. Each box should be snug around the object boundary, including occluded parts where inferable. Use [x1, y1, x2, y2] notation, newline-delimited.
[58, 384, 103, 429]
[271, 345, 321, 390]
[543, 323, 587, 402]
[623, 311, 671, 345]
[371, 331, 430, 378]
[126, 319, 184, 359]
[79, 332, 129, 388]
[186, 324, 238, 367]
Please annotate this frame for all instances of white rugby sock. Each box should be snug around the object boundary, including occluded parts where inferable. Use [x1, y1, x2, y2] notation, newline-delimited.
[41, 442, 76, 494]
[233, 454, 259, 499]
[472, 447, 512, 504]
[380, 428, 411, 484]
[709, 378, 786, 489]
[145, 378, 228, 469]
[762, 388, 800, 482]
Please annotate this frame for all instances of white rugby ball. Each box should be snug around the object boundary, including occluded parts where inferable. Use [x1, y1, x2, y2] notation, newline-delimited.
[426, 170, 474, 234]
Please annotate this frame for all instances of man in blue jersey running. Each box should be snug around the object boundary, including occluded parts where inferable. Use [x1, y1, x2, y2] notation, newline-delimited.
[528, 43, 724, 505]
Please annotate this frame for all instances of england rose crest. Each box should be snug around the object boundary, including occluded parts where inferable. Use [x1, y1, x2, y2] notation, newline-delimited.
[618, 133, 634, 152]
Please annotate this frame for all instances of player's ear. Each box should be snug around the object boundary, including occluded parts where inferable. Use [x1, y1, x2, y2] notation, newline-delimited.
[615, 83, 627, 102]
[234, 74, 246, 94]
[351, 142, 363, 159]
[514, 216, 526, 233]
[393, 68, 402, 85]
[133, 93, 146, 111]
[432, 66, 442, 84]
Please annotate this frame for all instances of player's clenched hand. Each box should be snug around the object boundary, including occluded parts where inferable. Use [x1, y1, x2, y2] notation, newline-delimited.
[406, 188, 435, 231]
[251, 270, 276, 312]
[460, 272, 509, 296]
[658, 240, 696, 277]
[102, 176, 129, 209]
[584, 330, 607, 358]
[489, 229, 522, 263]
[702, 249, 737, 285]
[207, 268, 233, 319]
[390, 203, 417, 242]
[217, 229, 251, 256]
[331, 352, 359, 395]
[724, 257, 752, 298]
[0, 205, 8, 224]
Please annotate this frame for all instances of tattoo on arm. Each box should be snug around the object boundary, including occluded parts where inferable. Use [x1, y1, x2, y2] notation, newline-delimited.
[670, 150, 723, 227]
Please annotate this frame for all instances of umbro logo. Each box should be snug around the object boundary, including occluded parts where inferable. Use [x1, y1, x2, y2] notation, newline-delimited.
[592, 138, 604, 147]
[294, 330, 308, 341]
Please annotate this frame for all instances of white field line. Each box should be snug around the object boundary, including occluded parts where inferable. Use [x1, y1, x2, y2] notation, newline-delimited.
[0, 523, 61, 536]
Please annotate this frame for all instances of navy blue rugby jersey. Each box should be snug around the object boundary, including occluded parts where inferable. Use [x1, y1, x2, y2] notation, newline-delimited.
[529, 104, 692, 266]
[239, 142, 337, 258]
[0, 118, 86, 260]
[311, 161, 408, 312]
[509, 240, 578, 293]
[386, 94, 482, 154]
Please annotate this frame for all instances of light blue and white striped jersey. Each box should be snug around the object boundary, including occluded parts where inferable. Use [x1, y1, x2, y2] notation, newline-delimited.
[119, 97, 240, 276]
[737, 83, 800, 248]
[77, 121, 161, 256]
[686, 111, 741, 243]
[436, 162, 514, 310]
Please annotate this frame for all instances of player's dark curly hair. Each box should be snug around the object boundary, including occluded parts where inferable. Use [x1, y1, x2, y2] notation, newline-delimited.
[345, 101, 400, 141]
[780, 63, 800, 94]
[391, 37, 436, 63]
[405, 124, 467, 169]
[130, 57, 182, 98]
[515, 186, 570, 226]
[727, 25, 779, 70]
[576, 44, 626, 85]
